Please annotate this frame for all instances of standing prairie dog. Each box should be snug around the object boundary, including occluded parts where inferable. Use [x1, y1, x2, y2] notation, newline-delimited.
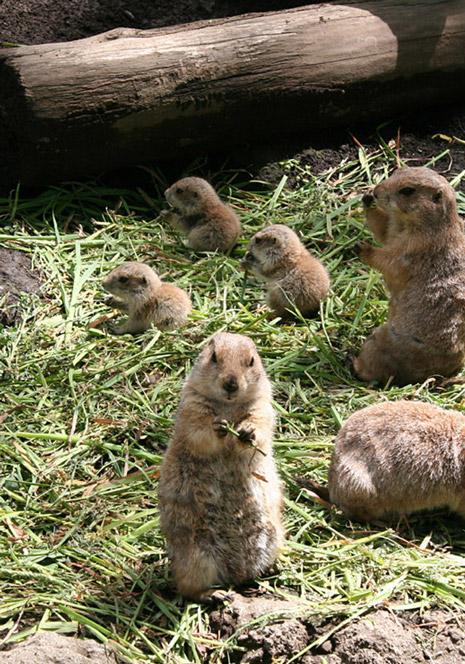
[354, 166, 465, 385]
[161, 177, 241, 252]
[158, 332, 284, 601]
[240, 224, 330, 319]
[102, 262, 191, 335]
[328, 400, 465, 522]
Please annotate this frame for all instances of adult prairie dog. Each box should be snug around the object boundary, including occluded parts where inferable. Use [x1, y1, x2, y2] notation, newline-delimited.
[240, 224, 329, 319]
[353, 166, 465, 385]
[328, 400, 465, 522]
[102, 262, 191, 335]
[161, 177, 241, 252]
[158, 332, 284, 601]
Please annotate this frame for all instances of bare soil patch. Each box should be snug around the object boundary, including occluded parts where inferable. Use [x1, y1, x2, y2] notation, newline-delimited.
[210, 594, 465, 664]
[0, 248, 41, 326]
[0, 0, 313, 45]
[0, 632, 118, 663]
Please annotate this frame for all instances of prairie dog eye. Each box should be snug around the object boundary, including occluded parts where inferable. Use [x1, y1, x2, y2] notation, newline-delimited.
[176, 187, 183, 194]
[211, 351, 217, 363]
[119, 276, 129, 283]
[249, 356, 254, 367]
[193, 192, 199, 198]
[398, 186, 416, 196]
[254, 237, 262, 244]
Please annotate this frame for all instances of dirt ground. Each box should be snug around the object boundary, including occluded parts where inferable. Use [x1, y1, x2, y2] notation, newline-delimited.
[0, 248, 41, 327]
[0, 0, 316, 45]
[210, 594, 465, 664]
[2, 2, 465, 662]
[0, 632, 118, 663]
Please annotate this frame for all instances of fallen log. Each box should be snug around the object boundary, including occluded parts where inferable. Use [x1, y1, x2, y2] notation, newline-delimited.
[1, 0, 465, 187]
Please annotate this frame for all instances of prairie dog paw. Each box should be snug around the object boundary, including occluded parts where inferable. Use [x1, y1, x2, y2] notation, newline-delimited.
[196, 588, 234, 604]
[160, 208, 180, 222]
[354, 241, 373, 258]
[107, 321, 123, 335]
[213, 418, 229, 437]
[105, 295, 120, 308]
[210, 589, 234, 603]
[237, 425, 255, 444]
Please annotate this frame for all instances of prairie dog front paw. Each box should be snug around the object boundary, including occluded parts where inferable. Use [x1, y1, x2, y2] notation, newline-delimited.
[237, 425, 256, 444]
[213, 418, 229, 438]
[105, 295, 128, 311]
[354, 241, 374, 260]
[160, 209, 180, 224]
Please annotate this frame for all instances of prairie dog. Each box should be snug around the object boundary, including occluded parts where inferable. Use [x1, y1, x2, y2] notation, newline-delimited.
[102, 262, 191, 335]
[328, 400, 465, 522]
[158, 332, 284, 601]
[353, 167, 465, 385]
[240, 224, 330, 319]
[161, 177, 241, 252]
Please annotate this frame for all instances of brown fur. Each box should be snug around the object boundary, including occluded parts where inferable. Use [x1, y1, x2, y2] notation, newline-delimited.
[102, 262, 191, 335]
[158, 332, 284, 601]
[162, 177, 241, 252]
[240, 224, 330, 319]
[353, 167, 465, 385]
[328, 400, 465, 522]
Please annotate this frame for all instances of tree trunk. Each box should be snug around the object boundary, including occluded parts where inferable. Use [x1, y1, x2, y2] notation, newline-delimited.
[1, 0, 465, 187]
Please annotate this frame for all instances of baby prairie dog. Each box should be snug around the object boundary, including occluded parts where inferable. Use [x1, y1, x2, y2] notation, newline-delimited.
[240, 224, 330, 319]
[354, 166, 465, 385]
[161, 176, 241, 252]
[102, 262, 191, 335]
[158, 332, 284, 601]
[328, 400, 465, 522]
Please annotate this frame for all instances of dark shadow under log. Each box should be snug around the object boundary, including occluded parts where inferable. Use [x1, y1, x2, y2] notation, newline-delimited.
[1, 0, 465, 187]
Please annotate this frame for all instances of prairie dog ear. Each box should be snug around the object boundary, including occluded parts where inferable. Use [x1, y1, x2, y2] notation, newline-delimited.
[433, 189, 443, 204]
[140, 276, 147, 285]
[207, 337, 218, 363]
[198, 336, 217, 365]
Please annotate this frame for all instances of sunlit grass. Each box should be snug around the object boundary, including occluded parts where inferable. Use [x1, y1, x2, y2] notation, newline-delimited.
[1, 142, 465, 662]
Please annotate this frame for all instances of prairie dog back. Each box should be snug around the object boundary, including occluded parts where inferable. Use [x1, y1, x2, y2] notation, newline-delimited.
[329, 400, 465, 522]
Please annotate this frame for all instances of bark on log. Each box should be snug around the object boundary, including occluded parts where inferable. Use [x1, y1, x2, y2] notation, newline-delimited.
[1, 0, 465, 187]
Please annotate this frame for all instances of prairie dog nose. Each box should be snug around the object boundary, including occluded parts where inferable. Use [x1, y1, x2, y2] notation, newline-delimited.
[223, 375, 239, 394]
[362, 191, 375, 207]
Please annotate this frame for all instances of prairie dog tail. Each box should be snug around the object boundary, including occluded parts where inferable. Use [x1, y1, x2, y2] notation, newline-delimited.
[296, 477, 331, 505]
